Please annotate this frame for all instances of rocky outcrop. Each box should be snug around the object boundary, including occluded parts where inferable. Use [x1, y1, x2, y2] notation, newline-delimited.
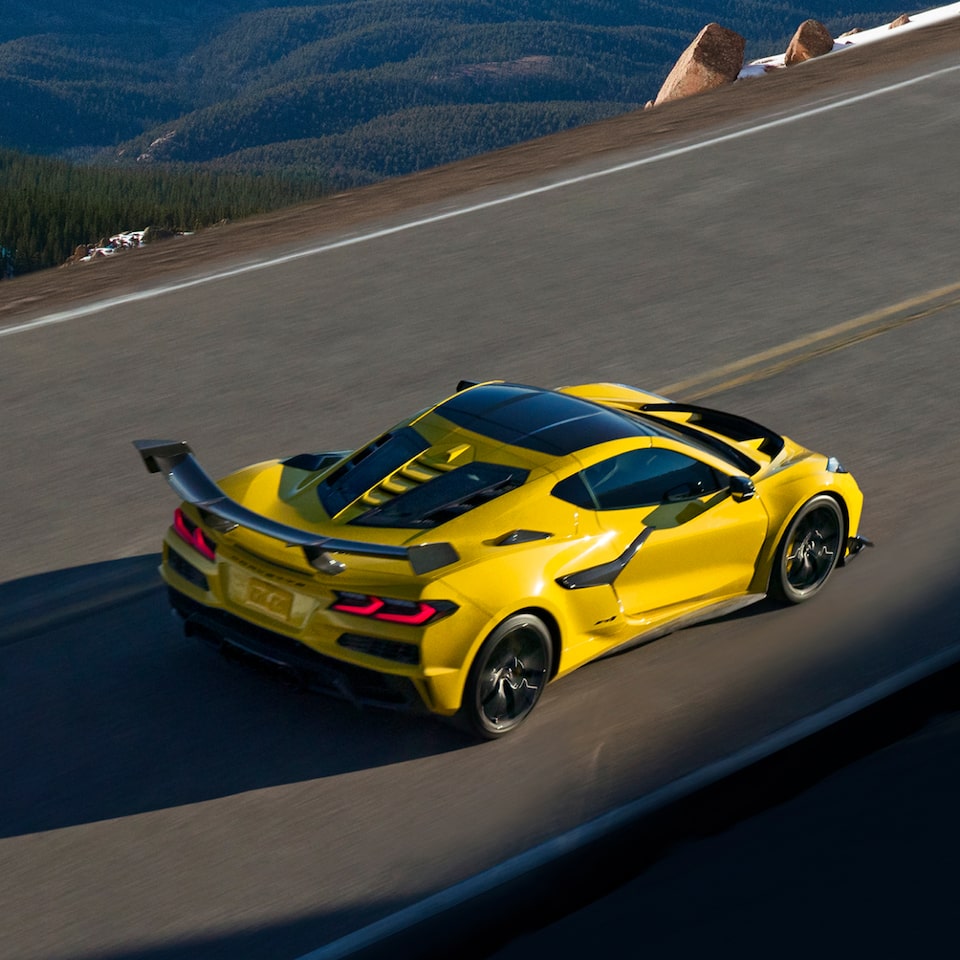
[60, 244, 90, 267]
[136, 130, 177, 163]
[650, 8, 937, 109]
[653, 23, 745, 106]
[784, 20, 835, 66]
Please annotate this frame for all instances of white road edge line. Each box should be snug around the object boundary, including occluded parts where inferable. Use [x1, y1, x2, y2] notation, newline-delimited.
[3, 62, 959, 342]
[297, 640, 960, 960]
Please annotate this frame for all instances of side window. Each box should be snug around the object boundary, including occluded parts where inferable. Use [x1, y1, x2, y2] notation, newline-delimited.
[551, 471, 595, 509]
[553, 449, 723, 510]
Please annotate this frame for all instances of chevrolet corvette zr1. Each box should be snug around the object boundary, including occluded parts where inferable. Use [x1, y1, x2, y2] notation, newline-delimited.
[135, 381, 871, 738]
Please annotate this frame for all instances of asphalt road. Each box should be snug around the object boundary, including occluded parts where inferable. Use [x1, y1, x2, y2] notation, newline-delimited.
[487, 689, 960, 960]
[2, 25, 959, 960]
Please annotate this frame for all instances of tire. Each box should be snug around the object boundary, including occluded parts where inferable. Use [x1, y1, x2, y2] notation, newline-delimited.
[457, 613, 553, 740]
[770, 495, 845, 604]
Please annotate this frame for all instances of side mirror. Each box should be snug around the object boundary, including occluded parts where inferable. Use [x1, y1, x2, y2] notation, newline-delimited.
[729, 476, 756, 502]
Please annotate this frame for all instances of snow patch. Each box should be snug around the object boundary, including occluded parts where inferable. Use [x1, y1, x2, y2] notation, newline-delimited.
[739, 2, 960, 77]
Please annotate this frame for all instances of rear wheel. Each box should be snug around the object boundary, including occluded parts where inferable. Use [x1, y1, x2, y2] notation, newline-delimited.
[770, 495, 844, 604]
[458, 613, 552, 740]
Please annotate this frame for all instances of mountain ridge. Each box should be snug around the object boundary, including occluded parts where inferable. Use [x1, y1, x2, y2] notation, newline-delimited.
[2, 2, 901, 179]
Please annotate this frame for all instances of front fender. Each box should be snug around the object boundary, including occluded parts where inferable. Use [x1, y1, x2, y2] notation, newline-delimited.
[750, 470, 864, 593]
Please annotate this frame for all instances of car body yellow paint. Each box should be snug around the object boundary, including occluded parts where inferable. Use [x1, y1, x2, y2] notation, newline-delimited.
[141, 381, 868, 734]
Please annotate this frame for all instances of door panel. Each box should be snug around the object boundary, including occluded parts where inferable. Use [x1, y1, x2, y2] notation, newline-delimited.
[606, 492, 769, 617]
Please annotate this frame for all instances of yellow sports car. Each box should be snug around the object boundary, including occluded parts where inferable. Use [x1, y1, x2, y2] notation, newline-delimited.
[135, 380, 871, 738]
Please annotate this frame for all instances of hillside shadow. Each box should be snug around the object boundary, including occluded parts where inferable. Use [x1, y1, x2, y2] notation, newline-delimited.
[54, 571, 960, 960]
[0, 556, 469, 838]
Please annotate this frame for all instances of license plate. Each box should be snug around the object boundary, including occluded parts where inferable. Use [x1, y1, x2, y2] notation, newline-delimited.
[245, 579, 294, 621]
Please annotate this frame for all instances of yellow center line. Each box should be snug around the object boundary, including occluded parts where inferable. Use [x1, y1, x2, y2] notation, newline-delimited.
[657, 280, 960, 400]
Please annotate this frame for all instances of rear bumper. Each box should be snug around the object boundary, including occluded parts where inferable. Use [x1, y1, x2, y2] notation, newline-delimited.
[168, 587, 428, 713]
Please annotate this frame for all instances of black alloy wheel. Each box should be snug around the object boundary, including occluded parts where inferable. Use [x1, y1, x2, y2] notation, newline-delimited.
[771, 495, 845, 604]
[458, 613, 553, 739]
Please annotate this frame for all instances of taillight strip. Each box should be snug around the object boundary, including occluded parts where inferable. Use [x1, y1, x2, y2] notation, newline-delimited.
[376, 604, 440, 626]
[173, 508, 217, 562]
[332, 596, 385, 617]
[330, 593, 456, 626]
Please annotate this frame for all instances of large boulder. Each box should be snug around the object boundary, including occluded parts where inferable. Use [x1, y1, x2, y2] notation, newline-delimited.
[653, 23, 745, 106]
[784, 20, 835, 66]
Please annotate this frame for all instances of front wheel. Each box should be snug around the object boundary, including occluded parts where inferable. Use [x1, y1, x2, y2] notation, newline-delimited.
[770, 495, 845, 604]
[457, 613, 553, 740]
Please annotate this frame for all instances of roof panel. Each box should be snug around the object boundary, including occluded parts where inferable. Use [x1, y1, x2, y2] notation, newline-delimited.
[434, 383, 656, 455]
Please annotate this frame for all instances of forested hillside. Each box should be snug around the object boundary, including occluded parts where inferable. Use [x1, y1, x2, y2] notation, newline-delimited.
[0, 149, 326, 275]
[2, 1, 902, 169]
[1, 1, 902, 276]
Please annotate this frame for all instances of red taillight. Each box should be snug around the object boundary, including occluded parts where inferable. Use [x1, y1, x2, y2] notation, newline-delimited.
[376, 604, 442, 626]
[331, 592, 456, 626]
[332, 595, 385, 617]
[173, 508, 216, 562]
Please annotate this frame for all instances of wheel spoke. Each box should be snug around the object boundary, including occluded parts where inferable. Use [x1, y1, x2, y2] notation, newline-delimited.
[506, 677, 540, 715]
[481, 677, 509, 721]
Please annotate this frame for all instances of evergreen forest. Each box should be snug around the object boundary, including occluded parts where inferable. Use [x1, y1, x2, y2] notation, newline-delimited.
[0, 149, 327, 275]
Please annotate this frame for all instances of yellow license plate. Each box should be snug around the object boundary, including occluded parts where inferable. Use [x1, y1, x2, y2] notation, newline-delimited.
[245, 579, 294, 621]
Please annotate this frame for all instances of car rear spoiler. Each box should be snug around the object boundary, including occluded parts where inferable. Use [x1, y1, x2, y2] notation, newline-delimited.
[641, 403, 785, 460]
[133, 440, 459, 575]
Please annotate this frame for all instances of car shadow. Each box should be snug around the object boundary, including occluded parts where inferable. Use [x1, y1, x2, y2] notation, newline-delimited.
[0, 556, 470, 838]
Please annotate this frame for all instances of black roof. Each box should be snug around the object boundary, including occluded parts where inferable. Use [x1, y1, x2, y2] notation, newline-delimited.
[433, 383, 659, 455]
